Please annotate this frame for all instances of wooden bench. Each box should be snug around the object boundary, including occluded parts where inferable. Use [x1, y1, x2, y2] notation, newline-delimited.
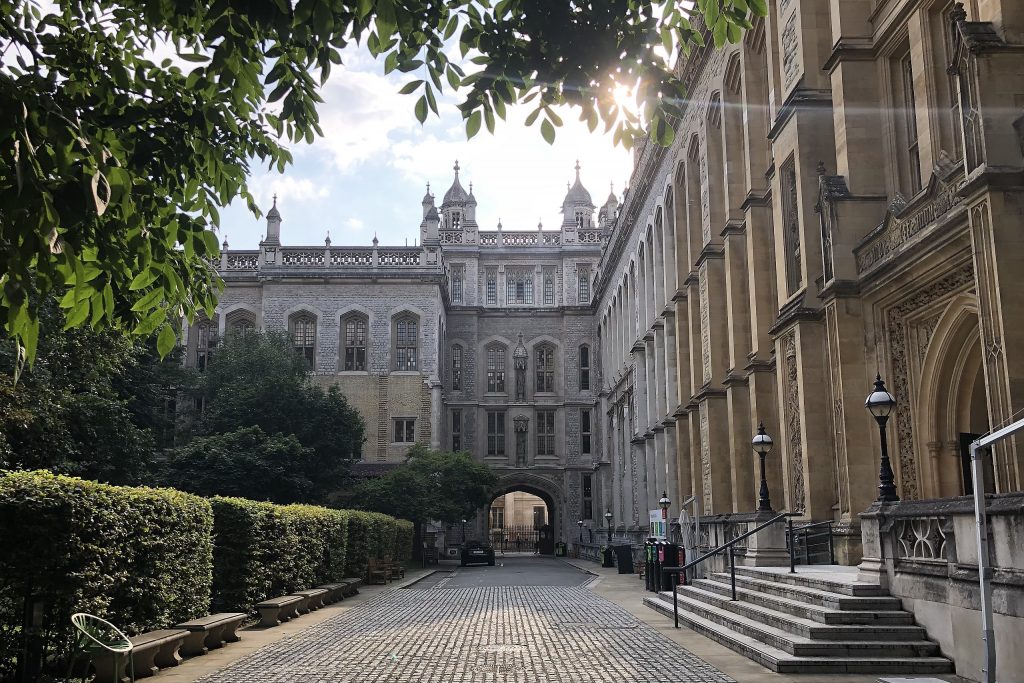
[341, 577, 363, 596]
[388, 564, 406, 581]
[366, 560, 389, 585]
[129, 629, 189, 677]
[173, 613, 247, 656]
[291, 588, 329, 614]
[317, 582, 349, 603]
[254, 595, 302, 628]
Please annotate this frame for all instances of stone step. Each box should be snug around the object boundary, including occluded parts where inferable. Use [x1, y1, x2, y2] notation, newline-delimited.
[709, 572, 903, 612]
[659, 589, 940, 658]
[693, 577, 914, 626]
[643, 594, 954, 675]
[732, 566, 886, 596]
[672, 585, 927, 641]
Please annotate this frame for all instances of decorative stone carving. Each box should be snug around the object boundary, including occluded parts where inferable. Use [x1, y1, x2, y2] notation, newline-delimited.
[894, 517, 947, 561]
[699, 265, 712, 385]
[700, 406, 712, 514]
[781, 13, 800, 86]
[783, 333, 805, 513]
[886, 264, 975, 500]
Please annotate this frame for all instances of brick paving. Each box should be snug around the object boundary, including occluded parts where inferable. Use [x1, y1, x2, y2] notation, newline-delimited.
[199, 584, 733, 683]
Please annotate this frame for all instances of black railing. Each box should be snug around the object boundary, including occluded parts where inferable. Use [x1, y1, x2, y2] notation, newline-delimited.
[489, 526, 540, 552]
[662, 513, 790, 628]
[787, 519, 835, 565]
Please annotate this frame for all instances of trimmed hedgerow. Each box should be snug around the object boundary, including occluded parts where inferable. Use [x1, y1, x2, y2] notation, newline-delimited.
[209, 498, 350, 613]
[0, 470, 212, 679]
[394, 520, 415, 565]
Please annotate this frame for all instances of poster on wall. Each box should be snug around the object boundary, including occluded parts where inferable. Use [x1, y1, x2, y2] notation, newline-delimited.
[649, 510, 667, 539]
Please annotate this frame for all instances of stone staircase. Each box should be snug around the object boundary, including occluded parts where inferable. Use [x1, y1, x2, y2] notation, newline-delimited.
[643, 565, 954, 675]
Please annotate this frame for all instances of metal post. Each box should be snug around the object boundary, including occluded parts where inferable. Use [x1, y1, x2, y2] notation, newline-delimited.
[827, 523, 835, 565]
[972, 442, 996, 683]
[875, 415, 900, 501]
[673, 584, 678, 628]
[803, 528, 809, 564]
[729, 546, 737, 601]
[788, 518, 795, 573]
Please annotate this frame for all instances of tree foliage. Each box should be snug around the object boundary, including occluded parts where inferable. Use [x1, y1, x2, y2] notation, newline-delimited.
[354, 445, 497, 524]
[162, 331, 365, 503]
[0, 1, 763, 368]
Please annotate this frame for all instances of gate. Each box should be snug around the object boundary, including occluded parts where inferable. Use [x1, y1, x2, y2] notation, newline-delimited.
[489, 525, 553, 553]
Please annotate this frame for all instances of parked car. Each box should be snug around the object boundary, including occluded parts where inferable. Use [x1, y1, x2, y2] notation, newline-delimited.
[461, 540, 496, 566]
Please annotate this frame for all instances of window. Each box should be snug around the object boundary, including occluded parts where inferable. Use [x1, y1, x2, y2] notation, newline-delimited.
[899, 50, 922, 193]
[577, 266, 591, 303]
[228, 316, 255, 337]
[451, 409, 462, 451]
[581, 408, 592, 454]
[487, 410, 506, 456]
[582, 473, 593, 519]
[486, 270, 497, 305]
[543, 275, 555, 305]
[536, 410, 555, 456]
[342, 314, 367, 371]
[780, 157, 801, 296]
[393, 418, 416, 443]
[394, 315, 418, 371]
[579, 344, 591, 391]
[575, 210, 589, 228]
[486, 346, 506, 393]
[451, 345, 463, 390]
[490, 506, 504, 529]
[535, 345, 555, 393]
[506, 270, 534, 305]
[196, 323, 212, 370]
[451, 269, 464, 304]
[290, 314, 316, 369]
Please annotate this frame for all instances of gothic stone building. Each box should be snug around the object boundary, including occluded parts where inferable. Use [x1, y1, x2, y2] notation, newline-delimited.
[591, 1, 1024, 678]
[185, 162, 614, 546]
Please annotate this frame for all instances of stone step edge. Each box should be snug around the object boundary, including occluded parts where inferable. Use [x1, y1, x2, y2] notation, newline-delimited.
[708, 572, 902, 610]
[732, 567, 884, 596]
[688, 579, 916, 627]
[643, 595, 953, 675]
[660, 589, 939, 656]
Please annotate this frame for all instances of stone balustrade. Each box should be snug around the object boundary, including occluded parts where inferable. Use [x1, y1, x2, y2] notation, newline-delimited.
[218, 246, 431, 272]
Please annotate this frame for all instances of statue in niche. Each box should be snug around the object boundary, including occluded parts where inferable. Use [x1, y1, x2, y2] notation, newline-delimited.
[513, 333, 528, 401]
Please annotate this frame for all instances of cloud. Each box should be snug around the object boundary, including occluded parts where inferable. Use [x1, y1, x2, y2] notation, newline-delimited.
[344, 217, 365, 232]
[248, 175, 329, 206]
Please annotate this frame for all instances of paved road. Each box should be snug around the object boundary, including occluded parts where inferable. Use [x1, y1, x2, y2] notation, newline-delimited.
[199, 557, 732, 683]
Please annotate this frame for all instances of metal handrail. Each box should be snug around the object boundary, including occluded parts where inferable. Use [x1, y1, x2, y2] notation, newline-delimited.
[787, 519, 835, 565]
[662, 512, 790, 628]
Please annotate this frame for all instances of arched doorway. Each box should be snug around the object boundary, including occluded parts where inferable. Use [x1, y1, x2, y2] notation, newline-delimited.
[486, 479, 559, 555]
[917, 297, 993, 498]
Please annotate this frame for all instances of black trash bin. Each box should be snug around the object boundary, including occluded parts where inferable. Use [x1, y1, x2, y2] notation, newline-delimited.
[613, 545, 634, 574]
[644, 539, 656, 591]
[659, 541, 680, 591]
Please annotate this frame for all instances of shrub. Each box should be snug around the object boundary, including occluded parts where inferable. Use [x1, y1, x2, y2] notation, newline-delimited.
[0, 470, 212, 679]
[209, 498, 349, 612]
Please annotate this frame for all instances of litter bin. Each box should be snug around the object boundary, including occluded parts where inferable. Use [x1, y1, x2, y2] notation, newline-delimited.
[601, 545, 614, 568]
[644, 539, 656, 591]
[613, 545, 634, 574]
[554, 542, 567, 557]
[660, 541, 680, 591]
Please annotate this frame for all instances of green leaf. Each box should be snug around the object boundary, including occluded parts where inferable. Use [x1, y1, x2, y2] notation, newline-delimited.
[466, 111, 482, 138]
[157, 324, 177, 358]
[129, 269, 158, 291]
[131, 288, 165, 312]
[398, 79, 423, 95]
[540, 119, 556, 144]
[414, 95, 428, 123]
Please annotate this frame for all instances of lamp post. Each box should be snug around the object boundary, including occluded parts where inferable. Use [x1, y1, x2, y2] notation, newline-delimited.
[577, 519, 584, 542]
[461, 518, 468, 544]
[602, 509, 614, 567]
[604, 510, 613, 545]
[865, 374, 900, 502]
[751, 422, 774, 512]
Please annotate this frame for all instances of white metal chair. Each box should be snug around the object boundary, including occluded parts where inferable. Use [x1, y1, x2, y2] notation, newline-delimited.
[68, 613, 135, 683]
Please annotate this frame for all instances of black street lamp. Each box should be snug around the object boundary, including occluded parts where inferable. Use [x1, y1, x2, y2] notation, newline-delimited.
[659, 492, 671, 520]
[751, 422, 774, 512]
[604, 509, 613, 545]
[865, 374, 900, 502]
[577, 519, 584, 542]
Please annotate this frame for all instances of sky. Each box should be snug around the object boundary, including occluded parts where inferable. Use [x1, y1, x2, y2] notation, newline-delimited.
[218, 46, 634, 250]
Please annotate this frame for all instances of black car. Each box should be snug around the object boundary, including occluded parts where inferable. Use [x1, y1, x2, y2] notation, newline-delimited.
[460, 541, 496, 566]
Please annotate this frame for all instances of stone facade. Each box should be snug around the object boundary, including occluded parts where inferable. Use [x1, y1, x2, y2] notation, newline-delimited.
[185, 162, 609, 544]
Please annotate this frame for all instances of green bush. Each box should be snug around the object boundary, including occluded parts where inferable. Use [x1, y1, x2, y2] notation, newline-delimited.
[394, 520, 414, 564]
[0, 470, 212, 679]
[209, 498, 350, 612]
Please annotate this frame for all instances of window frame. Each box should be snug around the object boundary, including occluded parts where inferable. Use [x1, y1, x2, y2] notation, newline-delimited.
[578, 344, 591, 391]
[196, 322, 212, 370]
[506, 269, 534, 305]
[486, 345, 507, 393]
[451, 408, 462, 451]
[341, 313, 368, 372]
[392, 313, 419, 371]
[536, 409, 556, 456]
[289, 313, 317, 369]
[535, 344, 555, 394]
[451, 268, 464, 304]
[577, 266, 591, 304]
[543, 274, 555, 306]
[486, 410, 506, 456]
[486, 270, 497, 305]
[581, 408, 592, 454]
[451, 344, 463, 390]
[393, 418, 416, 443]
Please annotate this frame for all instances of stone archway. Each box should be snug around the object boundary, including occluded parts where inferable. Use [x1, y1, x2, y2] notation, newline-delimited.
[916, 297, 992, 497]
[486, 473, 563, 555]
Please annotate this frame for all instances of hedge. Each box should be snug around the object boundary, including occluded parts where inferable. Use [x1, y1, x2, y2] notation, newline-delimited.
[344, 511, 399, 577]
[394, 520, 414, 565]
[0, 470, 213, 679]
[209, 498, 351, 613]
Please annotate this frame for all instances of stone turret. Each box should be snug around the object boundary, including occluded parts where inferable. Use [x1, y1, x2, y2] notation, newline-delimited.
[560, 161, 595, 243]
[598, 183, 619, 230]
[420, 184, 440, 243]
[262, 194, 282, 246]
[439, 161, 478, 240]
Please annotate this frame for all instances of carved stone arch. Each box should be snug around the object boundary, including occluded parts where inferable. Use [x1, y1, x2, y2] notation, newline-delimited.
[337, 302, 374, 327]
[723, 51, 742, 95]
[222, 303, 259, 337]
[706, 91, 723, 129]
[487, 472, 565, 553]
[915, 294, 988, 497]
[285, 306, 320, 370]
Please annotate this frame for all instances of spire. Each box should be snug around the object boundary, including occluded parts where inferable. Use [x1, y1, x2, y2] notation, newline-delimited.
[325, 231, 331, 247]
[421, 182, 434, 204]
[442, 160, 469, 205]
[562, 161, 594, 208]
[267, 193, 281, 219]
[263, 193, 282, 246]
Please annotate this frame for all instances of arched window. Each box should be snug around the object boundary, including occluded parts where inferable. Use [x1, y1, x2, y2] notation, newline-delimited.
[578, 344, 591, 391]
[451, 344, 463, 390]
[196, 322, 212, 370]
[543, 275, 555, 306]
[451, 268, 464, 304]
[486, 345, 506, 393]
[535, 344, 555, 393]
[506, 269, 534, 305]
[289, 314, 316, 369]
[392, 314, 419, 371]
[341, 313, 368, 371]
[578, 265, 591, 304]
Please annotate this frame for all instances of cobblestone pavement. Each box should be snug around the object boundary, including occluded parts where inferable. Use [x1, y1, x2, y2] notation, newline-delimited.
[199, 582, 733, 683]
